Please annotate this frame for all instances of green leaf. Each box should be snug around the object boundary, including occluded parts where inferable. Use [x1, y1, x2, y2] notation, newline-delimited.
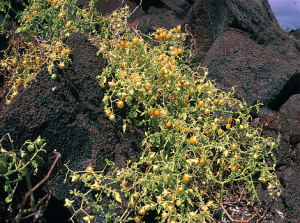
[115, 192, 122, 203]
[15, 27, 22, 33]
[187, 197, 194, 207]
[5, 193, 13, 203]
[105, 159, 114, 166]
[4, 181, 12, 193]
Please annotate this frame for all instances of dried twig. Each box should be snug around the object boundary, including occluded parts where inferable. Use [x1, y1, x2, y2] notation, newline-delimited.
[130, 0, 143, 16]
[213, 195, 257, 223]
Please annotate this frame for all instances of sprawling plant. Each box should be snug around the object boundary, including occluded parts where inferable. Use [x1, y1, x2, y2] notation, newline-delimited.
[0, 1, 280, 222]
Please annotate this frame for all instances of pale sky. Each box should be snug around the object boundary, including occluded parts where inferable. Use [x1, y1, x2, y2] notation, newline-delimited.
[268, 0, 300, 31]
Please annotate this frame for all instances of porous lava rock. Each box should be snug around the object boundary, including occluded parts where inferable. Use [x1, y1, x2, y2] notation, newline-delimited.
[290, 28, 300, 41]
[184, 0, 300, 108]
[1, 0, 300, 222]
[258, 94, 300, 222]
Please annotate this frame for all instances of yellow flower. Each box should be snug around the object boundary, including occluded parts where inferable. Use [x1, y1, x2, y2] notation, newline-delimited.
[64, 198, 73, 208]
[71, 174, 79, 183]
[91, 181, 100, 191]
[83, 215, 94, 223]
[86, 166, 93, 175]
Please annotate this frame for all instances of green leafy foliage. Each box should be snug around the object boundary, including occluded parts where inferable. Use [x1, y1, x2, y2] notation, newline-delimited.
[0, 135, 46, 205]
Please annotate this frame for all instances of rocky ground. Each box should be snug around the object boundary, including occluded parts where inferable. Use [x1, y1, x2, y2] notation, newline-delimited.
[0, 0, 299, 222]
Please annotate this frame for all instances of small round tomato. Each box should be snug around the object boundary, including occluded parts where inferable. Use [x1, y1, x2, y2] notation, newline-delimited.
[139, 208, 146, 215]
[109, 82, 115, 89]
[51, 74, 57, 80]
[233, 155, 239, 161]
[190, 136, 196, 145]
[109, 115, 115, 121]
[204, 108, 210, 115]
[58, 12, 64, 19]
[117, 101, 124, 109]
[132, 38, 138, 45]
[105, 110, 111, 116]
[133, 192, 140, 200]
[211, 125, 217, 131]
[121, 62, 126, 68]
[198, 101, 204, 107]
[119, 94, 125, 100]
[254, 154, 259, 160]
[200, 157, 206, 165]
[36, 137, 43, 146]
[27, 144, 35, 152]
[161, 212, 168, 220]
[176, 186, 183, 195]
[16, 78, 23, 86]
[184, 128, 189, 133]
[168, 204, 174, 212]
[134, 216, 141, 223]
[231, 144, 236, 151]
[183, 174, 190, 183]
[120, 73, 126, 78]
[11, 59, 18, 67]
[226, 124, 231, 130]
[64, 49, 71, 55]
[182, 100, 187, 107]
[176, 199, 182, 207]
[218, 129, 223, 135]
[12, 85, 18, 91]
[6, 100, 12, 105]
[10, 91, 19, 100]
[189, 90, 194, 96]
[231, 166, 236, 172]
[166, 121, 172, 127]
[154, 109, 160, 117]
[148, 109, 154, 116]
[177, 49, 183, 55]
[214, 99, 219, 105]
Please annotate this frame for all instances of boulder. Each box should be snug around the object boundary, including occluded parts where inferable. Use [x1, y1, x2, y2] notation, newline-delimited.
[259, 94, 300, 222]
[1, 0, 300, 222]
